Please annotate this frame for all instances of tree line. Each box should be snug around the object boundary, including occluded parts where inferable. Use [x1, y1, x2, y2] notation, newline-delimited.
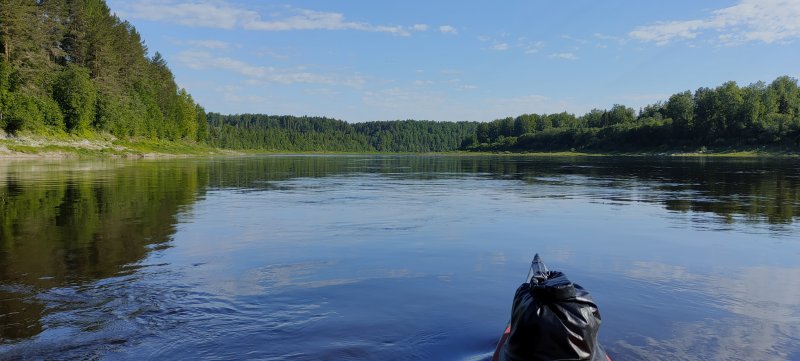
[0, 0, 207, 141]
[207, 113, 478, 152]
[207, 76, 800, 153]
[465, 76, 800, 152]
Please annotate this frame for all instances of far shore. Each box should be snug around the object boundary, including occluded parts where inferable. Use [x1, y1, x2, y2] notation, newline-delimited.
[1, 134, 797, 159]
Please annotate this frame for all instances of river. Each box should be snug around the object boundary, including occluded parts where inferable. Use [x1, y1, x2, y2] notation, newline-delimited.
[1, 155, 798, 360]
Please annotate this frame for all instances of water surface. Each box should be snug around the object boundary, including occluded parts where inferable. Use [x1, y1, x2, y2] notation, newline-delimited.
[1, 156, 799, 360]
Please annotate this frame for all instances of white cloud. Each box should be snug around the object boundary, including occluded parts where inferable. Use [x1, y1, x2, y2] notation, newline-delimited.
[117, 1, 412, 36]
[411, 24, 428, 31]
[629, 0, 800, 45]
[175, 50, 367, 86]
[549, 52, 578, 60]
[460, 85, 478, 90]
[480, 36, 544, 54]
[522, 40, 545, 54]
[186, 39, 230, 49]
[115, 1, 246, 28]
[491, 43, 509, 51]
[439, 25, 458, 35]
[629, 20, 706, 45]
[245, 9, 409, 35]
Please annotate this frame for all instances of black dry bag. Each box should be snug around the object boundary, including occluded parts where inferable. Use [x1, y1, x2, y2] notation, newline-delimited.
[500, 271, 608, 361]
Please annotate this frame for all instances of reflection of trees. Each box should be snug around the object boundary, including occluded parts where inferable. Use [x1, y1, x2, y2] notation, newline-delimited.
[206, 156, 799, 224]
[0, 161, 207, 340]
[620, 262, 800, 360]
[0, 156, 796, 342]
[461, 157, 799, 225]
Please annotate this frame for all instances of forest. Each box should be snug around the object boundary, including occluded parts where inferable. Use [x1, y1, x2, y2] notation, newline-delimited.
[210, 77, 800, 153]
[466, 76, 800, 152]
[207, 114, 477, 153]
[0, 0, 207, 141]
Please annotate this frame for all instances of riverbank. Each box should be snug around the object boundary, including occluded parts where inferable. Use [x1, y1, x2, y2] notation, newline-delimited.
[0, 133, 233, 159]
[1, 133, 796, 158]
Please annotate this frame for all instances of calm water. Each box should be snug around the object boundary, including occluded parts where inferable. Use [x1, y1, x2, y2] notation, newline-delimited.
[1, 155, 799, 360]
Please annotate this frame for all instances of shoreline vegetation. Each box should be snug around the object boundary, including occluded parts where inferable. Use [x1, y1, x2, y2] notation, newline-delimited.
[1, 132, 797, 159]
[1, 1, 798, 159]
[0, 132, 224, 159]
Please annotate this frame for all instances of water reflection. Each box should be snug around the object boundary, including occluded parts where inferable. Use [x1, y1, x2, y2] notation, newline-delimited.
[201, 156, 800, 225]
[0, 155, 798, 360]
[619, 262, 800, 360]
[0, 160, 206, 341]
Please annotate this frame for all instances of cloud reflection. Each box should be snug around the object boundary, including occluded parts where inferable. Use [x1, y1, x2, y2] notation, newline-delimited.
[620, 261, 800, 360]
[208, 261, 416, 297]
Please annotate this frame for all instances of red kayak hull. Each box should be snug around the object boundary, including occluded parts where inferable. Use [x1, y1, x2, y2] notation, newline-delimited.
[489, 325, 511, 361]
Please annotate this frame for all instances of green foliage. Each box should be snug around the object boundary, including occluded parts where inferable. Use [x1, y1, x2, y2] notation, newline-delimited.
[93, 90, 122, 132]
[195, 105, 209, 142]
[176, 89, 198, 141]
[767, 76, 800, 117]
[0, 59, 63, 134]
[207, 114, 478, 152]
[666, 91, 694, 137]
[468, 76, 800, 152]
[354, 119, 478, 152]
[0, 59, 11, 90]
[34, 96, 65, 131]
[0, 0, 201, 140]
[53, 64, 96, 133]
[3, 92, 39, 133]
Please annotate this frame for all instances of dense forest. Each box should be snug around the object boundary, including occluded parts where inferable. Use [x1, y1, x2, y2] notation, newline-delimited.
[207, 113, 477, 152]
[0, 0, 207, 140]
[466, 76, 800, 152]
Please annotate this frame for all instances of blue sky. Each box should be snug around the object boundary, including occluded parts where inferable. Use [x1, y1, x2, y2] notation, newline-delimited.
[107, 0, 800, 122]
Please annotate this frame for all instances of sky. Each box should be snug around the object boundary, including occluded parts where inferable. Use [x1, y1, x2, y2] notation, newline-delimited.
[106, 0, 800, 122]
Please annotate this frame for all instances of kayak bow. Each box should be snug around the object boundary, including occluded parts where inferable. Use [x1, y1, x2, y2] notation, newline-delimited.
[490, 254, 611, 361]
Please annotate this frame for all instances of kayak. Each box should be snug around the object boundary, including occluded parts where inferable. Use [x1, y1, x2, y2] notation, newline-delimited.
[489, 324, 511, 361]
[490, 253, 547, 361]
[490, 254, 611, 361]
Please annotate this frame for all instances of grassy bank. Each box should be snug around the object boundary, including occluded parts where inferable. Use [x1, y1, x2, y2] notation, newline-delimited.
[1, 133, 796, 159]
[0, 132, 230, 159]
